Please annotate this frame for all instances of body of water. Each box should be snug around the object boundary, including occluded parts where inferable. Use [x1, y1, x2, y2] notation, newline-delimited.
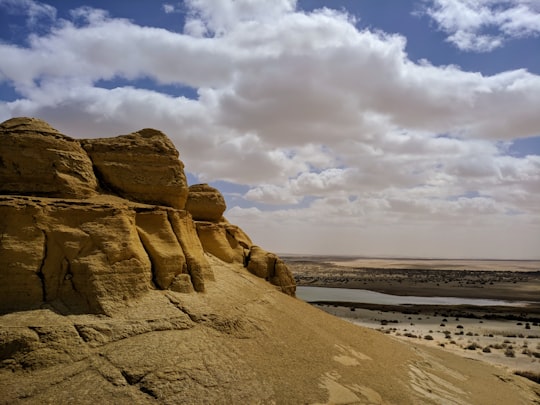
[296, 286, 531, 307]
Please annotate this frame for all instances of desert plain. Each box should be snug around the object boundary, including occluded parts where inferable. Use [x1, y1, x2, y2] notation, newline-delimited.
[287, 256, 540, 379]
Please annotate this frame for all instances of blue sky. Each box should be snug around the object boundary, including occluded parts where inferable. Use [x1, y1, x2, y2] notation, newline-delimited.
[1, 0, 539, 259]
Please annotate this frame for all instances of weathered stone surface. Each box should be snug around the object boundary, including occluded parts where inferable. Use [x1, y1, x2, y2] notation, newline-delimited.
[246, 246, 296, 296]
[0, 198, 155, 314]
[0, 117, 98, 198]
[196, 222, 244, 264]
[136, 209, 187, 290]
[223, 222, 253, 250]
[0, 117, 293, 313]
[195, 219, 296, 294]
[168, 210, 214, 292]
[81, 129, 188, 209]
[185, 183, 227, 222]
[0, 197, 216, 314]
[0, 200, 45, 312]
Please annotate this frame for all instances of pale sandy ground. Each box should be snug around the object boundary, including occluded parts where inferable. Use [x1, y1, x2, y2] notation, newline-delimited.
[318, 304, 540, 375]
[330, 258, 540, 272]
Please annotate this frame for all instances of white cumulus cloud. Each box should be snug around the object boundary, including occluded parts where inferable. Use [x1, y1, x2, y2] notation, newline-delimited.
[420, 0, 540, 51]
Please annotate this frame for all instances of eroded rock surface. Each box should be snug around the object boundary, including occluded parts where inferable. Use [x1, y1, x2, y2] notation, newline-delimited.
[185, 183, 226, 222]
[81, 129, 188, 209]
[246, 246, 297, 296]
[0, 197, 214, 314]
[0, 117, 294, 315]
[0, 117, 98, 198]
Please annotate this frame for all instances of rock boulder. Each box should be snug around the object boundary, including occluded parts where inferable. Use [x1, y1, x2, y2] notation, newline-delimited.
[81, 129, 188, 209]
[246, 246, 296, 296]
[0, 117, 98, 198]
[185, 183, 227, 222]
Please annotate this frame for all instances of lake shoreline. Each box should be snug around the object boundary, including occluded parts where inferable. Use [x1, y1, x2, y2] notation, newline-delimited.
[288, 256, 540, 376]
[306, 300, 540, 322]
[286, 256, 540, 302]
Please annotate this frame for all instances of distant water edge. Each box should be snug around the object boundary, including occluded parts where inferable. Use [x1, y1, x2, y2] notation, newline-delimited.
[296, 286, 532, 308]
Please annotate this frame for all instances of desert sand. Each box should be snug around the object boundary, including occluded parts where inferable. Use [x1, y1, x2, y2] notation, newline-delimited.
[288, 255, 540, 386]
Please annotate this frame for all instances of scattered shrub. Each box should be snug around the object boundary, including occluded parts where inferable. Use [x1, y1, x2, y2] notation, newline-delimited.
[504, 348, 515, 358]
[482, 347, 491, 353]
[456, 325, 464, 329]
[424, 335, 434, 341]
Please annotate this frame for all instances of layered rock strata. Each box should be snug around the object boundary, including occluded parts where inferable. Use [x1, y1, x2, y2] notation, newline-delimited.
[81, 129, 188, 209]
[0, 117, 294, 315]
[186, 183, 296, 295]
[0, 117, 98, 198]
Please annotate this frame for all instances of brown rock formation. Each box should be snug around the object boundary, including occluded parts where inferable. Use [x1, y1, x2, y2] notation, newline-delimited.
[81, 128, 188, 209]
[0, 197, 214, 314]
[0, 117, 294, 315]
[0, 117, 98, 198]
[185, 183, 226, 222]
[246, 246, 297, 296]
[195, 222, 245, 264]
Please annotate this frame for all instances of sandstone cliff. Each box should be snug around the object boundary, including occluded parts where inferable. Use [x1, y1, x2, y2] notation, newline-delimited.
[0, 117, 295, 316]
[0, 118, 538, 404]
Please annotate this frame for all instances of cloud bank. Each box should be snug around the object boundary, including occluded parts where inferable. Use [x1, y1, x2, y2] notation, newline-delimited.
[0, 0, 539, 258]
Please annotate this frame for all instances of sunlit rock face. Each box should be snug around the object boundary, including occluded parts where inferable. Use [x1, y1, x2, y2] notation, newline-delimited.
[186, 183, 296, 296]
[81, 128, 189, 209]
[0, 117, 98, 199]
[0, 117, 295, 315]
[185, 183, 226, 222]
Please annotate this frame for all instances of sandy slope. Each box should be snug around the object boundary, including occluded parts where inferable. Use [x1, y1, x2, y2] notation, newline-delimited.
[1, 256, 539, 404]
